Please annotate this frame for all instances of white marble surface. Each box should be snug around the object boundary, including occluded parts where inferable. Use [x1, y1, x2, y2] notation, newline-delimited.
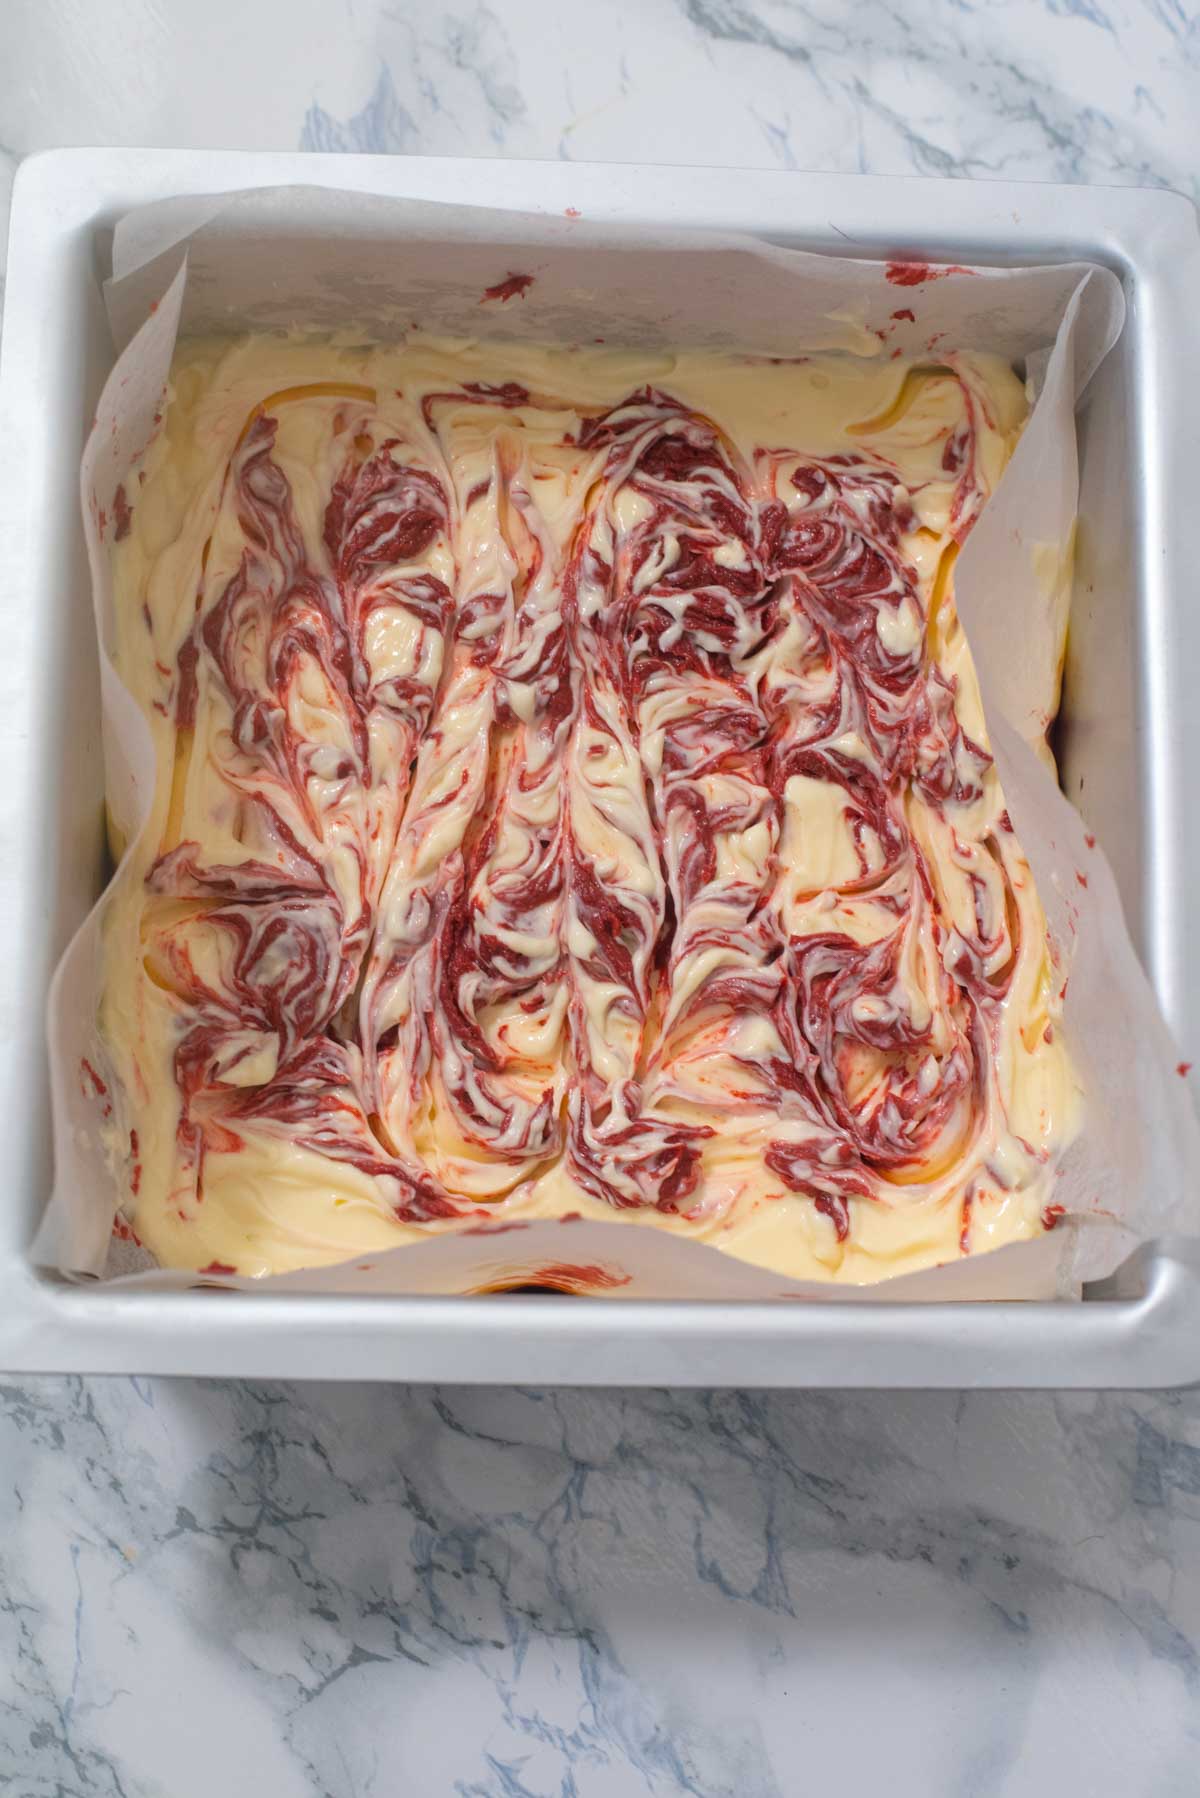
[2, 1, 1200, 1791]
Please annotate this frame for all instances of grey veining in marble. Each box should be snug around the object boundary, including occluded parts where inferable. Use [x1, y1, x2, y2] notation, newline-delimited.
[3, 1381, 1200, 1795]
[2, 1, 1197, 198]
[2, 0, 1200, 1790]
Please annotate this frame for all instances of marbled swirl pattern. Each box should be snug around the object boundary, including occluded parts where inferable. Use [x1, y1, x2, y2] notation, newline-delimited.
[3, 1382, 1200, 1794]
[2, 0, 1199, 1790]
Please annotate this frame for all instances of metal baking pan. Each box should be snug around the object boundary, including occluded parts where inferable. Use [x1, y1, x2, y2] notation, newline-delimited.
[1, 147, 1197, 1385]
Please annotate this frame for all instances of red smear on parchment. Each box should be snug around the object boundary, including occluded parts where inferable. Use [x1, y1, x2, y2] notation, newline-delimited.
[480, 272, 535, 304]
[113, 484, 133, 541]
[885, 262, 974, 287]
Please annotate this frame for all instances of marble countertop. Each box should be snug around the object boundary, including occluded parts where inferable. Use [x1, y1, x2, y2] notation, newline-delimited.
[2, 2, 1199, 1792]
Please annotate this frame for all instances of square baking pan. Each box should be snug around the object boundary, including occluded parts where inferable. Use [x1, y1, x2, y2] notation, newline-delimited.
[1, 147, 1197, 1385]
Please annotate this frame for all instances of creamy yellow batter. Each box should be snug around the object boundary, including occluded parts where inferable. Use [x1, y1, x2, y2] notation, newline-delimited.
[98, 330, 1080, 1282]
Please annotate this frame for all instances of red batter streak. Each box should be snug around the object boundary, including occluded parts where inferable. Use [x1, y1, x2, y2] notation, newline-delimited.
[885, 262, 974, 287]
[480, 273, 535, 304]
